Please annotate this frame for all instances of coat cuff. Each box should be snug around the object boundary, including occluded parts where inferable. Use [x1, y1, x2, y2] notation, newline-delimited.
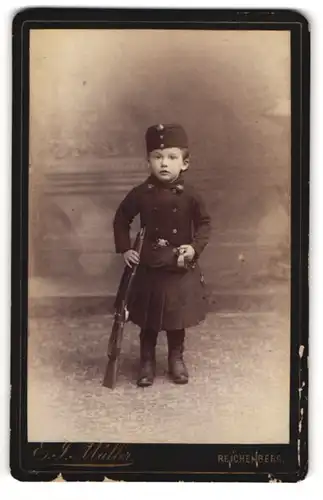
[115, 238, 131, 254]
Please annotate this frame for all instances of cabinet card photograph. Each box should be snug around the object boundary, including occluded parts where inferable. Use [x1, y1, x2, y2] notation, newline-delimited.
[11, 8, 309, 482]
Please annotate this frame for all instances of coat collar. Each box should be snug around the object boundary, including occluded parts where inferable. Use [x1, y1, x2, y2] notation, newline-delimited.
[145, 174, 185, 193]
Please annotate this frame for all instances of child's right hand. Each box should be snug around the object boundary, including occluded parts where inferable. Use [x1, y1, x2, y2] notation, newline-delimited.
[123, 250, 140, 267]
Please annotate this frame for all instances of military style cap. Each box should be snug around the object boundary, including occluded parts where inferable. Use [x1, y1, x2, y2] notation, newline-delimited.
[145, 123, 188, 153]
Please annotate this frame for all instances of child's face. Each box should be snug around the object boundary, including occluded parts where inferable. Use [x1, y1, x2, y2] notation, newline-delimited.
[148, 147, 189, 183]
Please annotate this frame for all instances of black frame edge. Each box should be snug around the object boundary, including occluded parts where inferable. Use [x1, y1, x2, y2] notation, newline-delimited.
[11, 7, 311, 25]
[10, 8, 310, 482]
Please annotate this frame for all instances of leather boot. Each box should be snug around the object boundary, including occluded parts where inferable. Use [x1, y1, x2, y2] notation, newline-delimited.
[137, 329, 158, 387]
[167, 329, 189, 384]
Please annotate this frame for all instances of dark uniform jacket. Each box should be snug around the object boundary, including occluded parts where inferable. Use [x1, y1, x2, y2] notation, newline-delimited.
[113, 174, 211, 331]
[113, 174, 210, 263]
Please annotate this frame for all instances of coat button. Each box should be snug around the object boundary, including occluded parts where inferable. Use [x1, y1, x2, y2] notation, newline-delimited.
[172, 207, 178, 212]
[172, 229, 177, 234]
[153, 206, 158, 211]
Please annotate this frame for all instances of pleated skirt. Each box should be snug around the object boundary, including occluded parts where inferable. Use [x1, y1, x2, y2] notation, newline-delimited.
[126, 264, 208, 332]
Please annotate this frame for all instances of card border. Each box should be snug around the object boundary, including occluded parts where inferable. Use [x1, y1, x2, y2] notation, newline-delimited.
[10, 8, 309, 482]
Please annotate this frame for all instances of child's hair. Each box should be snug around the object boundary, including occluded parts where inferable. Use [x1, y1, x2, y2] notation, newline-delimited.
[181, 148, 190, 162]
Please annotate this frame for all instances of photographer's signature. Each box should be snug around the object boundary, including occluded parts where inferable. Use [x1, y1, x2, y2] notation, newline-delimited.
[33, 443, 133, 466]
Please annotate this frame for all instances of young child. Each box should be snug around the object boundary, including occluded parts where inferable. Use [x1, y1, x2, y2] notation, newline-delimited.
[113, 123, 211, 387]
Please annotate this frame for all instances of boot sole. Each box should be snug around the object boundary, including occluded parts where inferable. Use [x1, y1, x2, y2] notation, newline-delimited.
[171, 378, 189, 385]
[168, 371, 189, 385]
[137, 379, 154, 387]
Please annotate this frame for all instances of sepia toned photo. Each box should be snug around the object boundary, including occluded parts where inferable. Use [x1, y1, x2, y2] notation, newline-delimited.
[27, 28, 291, 446]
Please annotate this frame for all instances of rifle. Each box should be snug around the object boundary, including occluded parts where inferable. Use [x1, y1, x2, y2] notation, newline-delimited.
[102, 227, 146, 389]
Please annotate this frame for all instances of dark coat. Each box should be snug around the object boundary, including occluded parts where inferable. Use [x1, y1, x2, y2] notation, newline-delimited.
[113, 174, 211, 331]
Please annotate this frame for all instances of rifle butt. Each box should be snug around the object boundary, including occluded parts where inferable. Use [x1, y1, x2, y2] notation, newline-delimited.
[103, 317, 124, 389]
[102, 357, 119, 389]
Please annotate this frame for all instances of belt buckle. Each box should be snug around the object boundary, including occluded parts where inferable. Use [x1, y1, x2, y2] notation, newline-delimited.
[154, 238, 169, 249]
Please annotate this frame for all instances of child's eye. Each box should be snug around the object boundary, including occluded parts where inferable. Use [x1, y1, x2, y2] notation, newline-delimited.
[169, 155, 177, 160]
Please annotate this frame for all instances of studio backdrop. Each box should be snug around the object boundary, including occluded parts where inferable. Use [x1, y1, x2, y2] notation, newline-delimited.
[28, 29, 291, 444]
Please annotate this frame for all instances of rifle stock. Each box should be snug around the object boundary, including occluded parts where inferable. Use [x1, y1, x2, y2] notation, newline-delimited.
[102, 228, 146, 389]
[102, 311, 126, 389]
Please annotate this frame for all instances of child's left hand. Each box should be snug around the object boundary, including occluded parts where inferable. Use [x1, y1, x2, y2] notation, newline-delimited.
[178, 244, 195, 261]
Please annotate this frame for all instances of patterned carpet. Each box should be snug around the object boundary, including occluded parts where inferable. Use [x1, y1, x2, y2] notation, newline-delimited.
[28, 311, 290, 444]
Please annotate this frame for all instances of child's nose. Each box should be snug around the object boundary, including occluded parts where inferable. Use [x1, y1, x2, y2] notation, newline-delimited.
[161, 158, 169, 167]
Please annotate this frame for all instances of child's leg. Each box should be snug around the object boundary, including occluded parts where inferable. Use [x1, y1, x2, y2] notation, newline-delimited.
[166, 329, 189, 384]
[137, 328, 159, 387]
